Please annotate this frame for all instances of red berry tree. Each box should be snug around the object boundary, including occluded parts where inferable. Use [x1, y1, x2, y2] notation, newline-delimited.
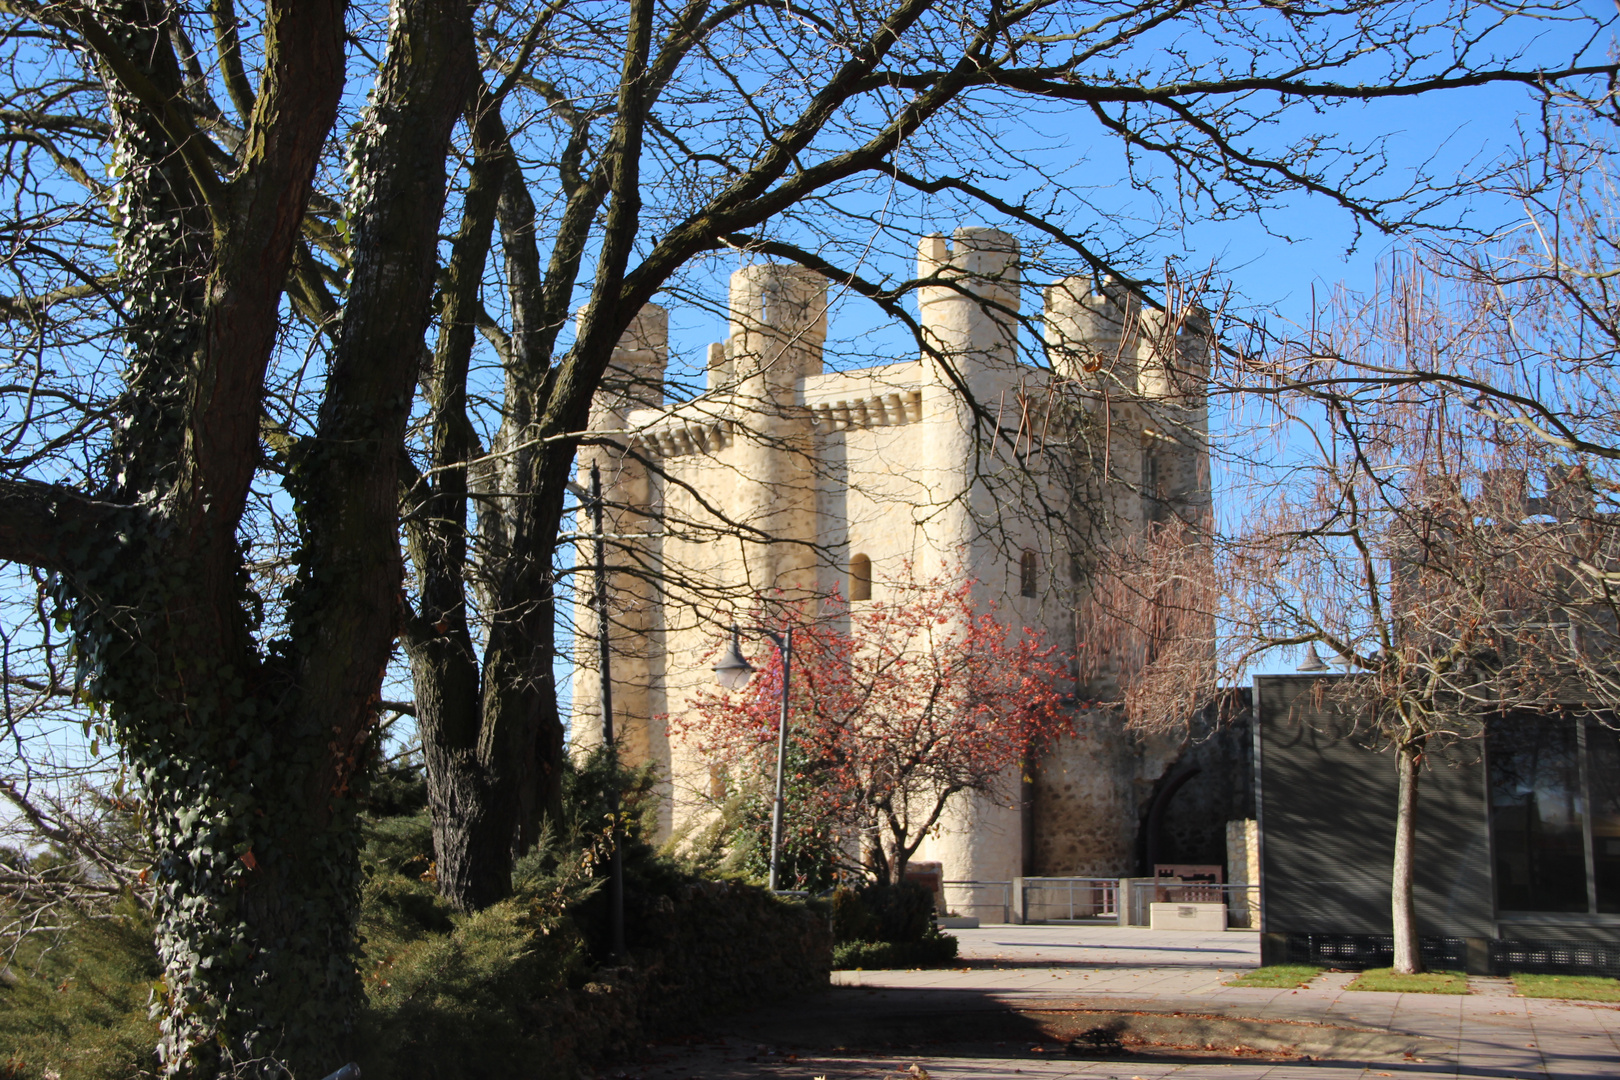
[678, 573, 1073, 884]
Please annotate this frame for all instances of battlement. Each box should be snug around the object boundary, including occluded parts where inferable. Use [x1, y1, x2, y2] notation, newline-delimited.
[588, 302, 669, 420]
[594, 237, 1210, 423]
[918, 228, 1022, 313]
[1045, 275, 1208, 399]
[722, 263, 827, 395]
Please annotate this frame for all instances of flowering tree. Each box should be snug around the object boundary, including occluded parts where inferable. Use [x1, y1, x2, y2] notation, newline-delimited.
[678, 575, 1073, 885]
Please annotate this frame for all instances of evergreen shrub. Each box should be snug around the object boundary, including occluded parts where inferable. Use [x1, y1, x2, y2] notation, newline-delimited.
[828, 881, 958, 969]
[0, 753, 830, 1079]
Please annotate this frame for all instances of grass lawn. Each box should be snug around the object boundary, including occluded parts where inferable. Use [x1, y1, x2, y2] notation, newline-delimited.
[1225, 964, 1324, 988]
[1511, 973, 1620, 1002]
[1346, 968, 1469, 994]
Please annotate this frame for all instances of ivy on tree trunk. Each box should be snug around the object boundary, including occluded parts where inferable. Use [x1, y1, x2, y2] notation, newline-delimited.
[5, 0, 471, 1072]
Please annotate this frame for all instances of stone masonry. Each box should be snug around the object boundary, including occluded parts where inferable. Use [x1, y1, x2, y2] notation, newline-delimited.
[572, 227, 1227, 883]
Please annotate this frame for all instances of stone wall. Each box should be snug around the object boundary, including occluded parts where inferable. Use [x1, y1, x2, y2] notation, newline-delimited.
[1029, 698, 1253, 879]
[572, 228, 1217, 885]
[1142, 704, 1255, 873]
[1028, 711, 1183, 877]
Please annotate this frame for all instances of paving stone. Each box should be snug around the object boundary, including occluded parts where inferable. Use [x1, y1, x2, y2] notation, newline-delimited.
[609, 925, 1619, 1080]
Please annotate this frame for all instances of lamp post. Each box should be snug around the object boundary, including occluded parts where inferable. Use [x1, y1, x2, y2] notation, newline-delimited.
[1296, 644, 1329, 673]
[713, 623, 794, 892]
[590, 462, 625, 959]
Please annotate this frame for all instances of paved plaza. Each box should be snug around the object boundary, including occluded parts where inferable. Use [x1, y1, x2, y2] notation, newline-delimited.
[611, 924, 1620, 1080]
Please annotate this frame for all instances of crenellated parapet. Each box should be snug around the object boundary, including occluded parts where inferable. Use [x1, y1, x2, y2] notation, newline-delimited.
[918, 228, 1021, 312]
[917, 228, 1022, 389]
[1044, 276, 1139, 389]
[588, 303, 668, 427]
[720, 263, 827, 405]
[571, 230, 1217, 875]
[1044, 276, 1208, 404]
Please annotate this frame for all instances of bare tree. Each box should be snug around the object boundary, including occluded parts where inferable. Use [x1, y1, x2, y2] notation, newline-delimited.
[1085, 253, 1620, 973]
[401, 0, 1620, 917]
[0, 0, 1612, 1069]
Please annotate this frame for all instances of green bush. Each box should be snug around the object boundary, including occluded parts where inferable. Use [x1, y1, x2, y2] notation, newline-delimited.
[0, 754, 830, 1080]
[832, 934, 959, 969]
[862, 882, 937, 943]
[829, 886, 878, 943]
[350, 753, 829, 1078]
[355, 893, 592, 1079]
[0, 898, 160, 1080]
[827, 880, 956, 969]
[351, 762, 599, 1078]
[831, 881, 939, 943]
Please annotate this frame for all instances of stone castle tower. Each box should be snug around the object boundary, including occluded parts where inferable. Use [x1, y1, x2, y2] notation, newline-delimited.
[572, 228, 1219, 883]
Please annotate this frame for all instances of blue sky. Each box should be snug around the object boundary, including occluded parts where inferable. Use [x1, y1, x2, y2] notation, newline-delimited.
[559, 43, 1611, 708]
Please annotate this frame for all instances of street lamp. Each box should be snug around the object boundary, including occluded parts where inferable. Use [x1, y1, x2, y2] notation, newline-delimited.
[713, 623, 794, 892]
[714, 628, 755, 690]
[1296, 644, 1329, 673]
[589, 462, 625, 960]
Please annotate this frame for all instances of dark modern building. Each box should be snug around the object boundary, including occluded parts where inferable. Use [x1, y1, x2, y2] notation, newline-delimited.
[1255, 673, 1620, 974]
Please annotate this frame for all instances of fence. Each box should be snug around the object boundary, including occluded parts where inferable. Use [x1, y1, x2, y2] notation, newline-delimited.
[1282, 932, 1467, 970]
[934, 877, 1262, 927]
[1124, 881, 1261, 928]
[1279, 932, 1620, 977]
[941, 879, 1012, 924]
[1021, 877, 1119, 922]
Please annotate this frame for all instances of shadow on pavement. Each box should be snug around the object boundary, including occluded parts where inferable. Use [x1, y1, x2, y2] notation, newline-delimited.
[678, 985, 1448, 1065]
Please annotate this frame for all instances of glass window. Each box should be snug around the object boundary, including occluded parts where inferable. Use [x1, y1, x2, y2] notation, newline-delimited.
[1489, 715, 1589, 913]
[1019, 550, 1038, 598]
[1587, 723, 1620, 913]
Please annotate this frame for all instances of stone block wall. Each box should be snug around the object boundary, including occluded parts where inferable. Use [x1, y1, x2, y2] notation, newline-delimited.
[571, 230, 1218, 885]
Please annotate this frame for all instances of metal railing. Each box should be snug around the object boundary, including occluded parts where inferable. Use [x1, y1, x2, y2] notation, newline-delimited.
[941, 879, 1012, 923]
[934, 877, 1263, 928]
[1022, 877, 1118, 922]
[1129, 881, 1261, 928]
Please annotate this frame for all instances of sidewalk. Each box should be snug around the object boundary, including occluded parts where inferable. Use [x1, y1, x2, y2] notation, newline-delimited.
[611, 925, 1620, 1080]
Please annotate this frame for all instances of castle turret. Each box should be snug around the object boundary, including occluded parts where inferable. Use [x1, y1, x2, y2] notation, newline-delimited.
[1045, 277, 1210, 525]
[914, 229, 1028, 887]
[918, 228, 1022, 396]
[916, 229, 1023, 557]
[1044, 276, 1139, 394]
[583, 303, 668, 425]
[573, 304, 667, 766]
[726, 264, 826, 600]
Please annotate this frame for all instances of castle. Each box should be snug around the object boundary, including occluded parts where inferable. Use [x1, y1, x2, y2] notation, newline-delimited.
[572, 228, 1240, 885]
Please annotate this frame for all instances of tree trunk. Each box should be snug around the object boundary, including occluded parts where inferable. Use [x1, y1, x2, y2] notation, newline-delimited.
[1391, 740, 1425, 975]
[423, 743, 520, 909]
[31, 0, 470, 1072]
[402, 76, 572, 911]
